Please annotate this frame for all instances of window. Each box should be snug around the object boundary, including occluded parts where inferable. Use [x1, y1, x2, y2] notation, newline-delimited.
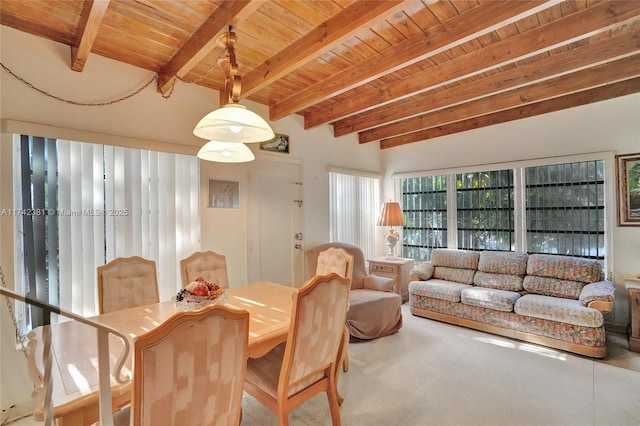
[457, 170, 514, 252]
[526, 161, 604, 258]
[329, 170, 380, 261]
[402, 175, 447, 261]
[401, 158, 606, 264]
[13, 135, 200, 331]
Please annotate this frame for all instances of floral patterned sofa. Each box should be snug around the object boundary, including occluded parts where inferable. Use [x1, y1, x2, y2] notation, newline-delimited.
[408, 249, 616, 358]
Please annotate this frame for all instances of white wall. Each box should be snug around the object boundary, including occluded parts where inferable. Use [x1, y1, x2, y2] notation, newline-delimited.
[380, 93, 640, 330]
[0, 25, 381, 411]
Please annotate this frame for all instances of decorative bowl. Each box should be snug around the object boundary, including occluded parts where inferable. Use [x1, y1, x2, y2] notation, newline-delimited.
[172, 289, 229, 311]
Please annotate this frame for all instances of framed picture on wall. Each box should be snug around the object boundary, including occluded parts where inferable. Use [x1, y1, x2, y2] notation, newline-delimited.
[208, 179, 239, 208]
[259, 133, 289, 154]
[616, 153, 640, 226]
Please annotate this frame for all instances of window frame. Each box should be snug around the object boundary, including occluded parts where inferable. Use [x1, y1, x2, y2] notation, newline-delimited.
[393, 151, 614, 272]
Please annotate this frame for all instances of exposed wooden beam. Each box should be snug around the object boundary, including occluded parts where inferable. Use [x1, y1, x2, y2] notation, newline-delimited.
[71, 0, 110, 72]
[239, 0, 406, 99]
[315, 1, 640, 132]
[156, 0, 255, 96]
[380, 77, 640, 149]
[344, 26, 640, 139]
[360, 54, 640, 144]
[268, 0, 553, 121]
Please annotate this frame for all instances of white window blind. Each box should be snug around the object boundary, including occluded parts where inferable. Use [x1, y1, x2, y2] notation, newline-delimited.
[14, 136, 200, 327]
[329, 171, 380, 261]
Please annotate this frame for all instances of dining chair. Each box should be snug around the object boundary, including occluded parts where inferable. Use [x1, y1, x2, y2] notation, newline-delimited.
[315, 247, 354, 373]
[180, 250, 229, 288]
[97, 256, 160, 314]
[125, 304, 250, 426]
[244, 272, 350, 426]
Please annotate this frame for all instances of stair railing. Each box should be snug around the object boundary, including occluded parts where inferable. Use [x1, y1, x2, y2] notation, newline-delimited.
[0, 286, 130, 426]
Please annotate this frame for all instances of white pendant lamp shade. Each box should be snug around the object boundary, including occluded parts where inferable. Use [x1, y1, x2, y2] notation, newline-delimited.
[193, 103, 275, 143]
[197, 140, 255, 163]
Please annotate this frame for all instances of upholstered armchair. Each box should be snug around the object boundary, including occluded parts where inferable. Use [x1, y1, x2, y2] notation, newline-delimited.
[306, 243, 402, 341]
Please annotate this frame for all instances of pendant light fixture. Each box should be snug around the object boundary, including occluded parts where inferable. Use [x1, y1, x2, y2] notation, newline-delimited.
[194, 27, 275, 162]
[197, 140, 255, 163]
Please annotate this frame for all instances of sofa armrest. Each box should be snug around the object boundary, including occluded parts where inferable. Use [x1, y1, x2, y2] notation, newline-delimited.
[579, 280, 615, 312]
[410, 261, 434, 281]
[363, 275, 395, 292]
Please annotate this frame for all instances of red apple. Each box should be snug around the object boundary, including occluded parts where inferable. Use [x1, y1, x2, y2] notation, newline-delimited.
[192, 283, 209, 297]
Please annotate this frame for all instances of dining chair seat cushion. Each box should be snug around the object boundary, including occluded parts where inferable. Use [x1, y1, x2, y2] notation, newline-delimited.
[245, 343, 325, 399]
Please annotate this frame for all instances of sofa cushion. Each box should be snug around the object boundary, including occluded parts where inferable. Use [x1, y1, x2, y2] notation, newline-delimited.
[526, 254, 603, 283]
[431, 249, 480, 270]
[474, 271, 524, 292]
[461, 287, 521, 312]
[408, 280, 473, 303]
[410, 262, 434, 281]
[478, 251, 529, 275]
[523, 276, 585, 299]
[514, 294, 603, 328]
[433, 267, 476, 285]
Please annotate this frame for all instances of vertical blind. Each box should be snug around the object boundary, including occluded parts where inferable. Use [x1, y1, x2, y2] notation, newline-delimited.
[329, 171, 380, 261]
[14, 136, 200, 328]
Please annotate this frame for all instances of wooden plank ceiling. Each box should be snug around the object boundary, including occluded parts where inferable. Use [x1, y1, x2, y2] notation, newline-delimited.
[2, 0, 640, 149]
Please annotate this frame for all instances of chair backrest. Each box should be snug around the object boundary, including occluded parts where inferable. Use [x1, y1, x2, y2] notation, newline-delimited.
[307, 243, 368, 289]
[315, 247, 354, 283]
[97, 256, 159, 314]
[180, 251, 229, 288]
[131, 305, 249, 426]
[279, 272, 350, 397]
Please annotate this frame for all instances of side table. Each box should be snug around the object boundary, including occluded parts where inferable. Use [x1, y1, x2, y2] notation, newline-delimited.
[368, 257, 414, 303]
[624, 276, 640, 353]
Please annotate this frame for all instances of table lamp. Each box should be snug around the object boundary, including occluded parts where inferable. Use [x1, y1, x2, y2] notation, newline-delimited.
[377, 201, 405, 258]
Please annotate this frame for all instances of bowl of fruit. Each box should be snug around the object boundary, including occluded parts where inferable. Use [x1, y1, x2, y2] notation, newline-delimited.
[172, 277, 228, 311]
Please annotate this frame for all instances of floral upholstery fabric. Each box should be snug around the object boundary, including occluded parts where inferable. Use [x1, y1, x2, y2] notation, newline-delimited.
[472, 251, 528, 291]
[474, 271, 524, 292]
[478, 251, 529, 275]
[410, 262, 434, 281]
[579, 281, 616, 307]
[431, 249, 479, 284]
[408, 280, 473, 303]
[461, 287, 521, 312]
[523, 276, 585, 299]
[410, 293, 606, 348]
[433, 267, 476, 285]
[526, 254, 603, 283]
[431, 249, 480, 270]
[514, 294, 603, 328]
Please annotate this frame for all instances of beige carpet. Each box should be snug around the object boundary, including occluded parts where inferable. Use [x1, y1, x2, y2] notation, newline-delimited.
[241, 304, 640, 426]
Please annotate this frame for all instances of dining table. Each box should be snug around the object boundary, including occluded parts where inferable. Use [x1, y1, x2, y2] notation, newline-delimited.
[26, 281, 298, 425]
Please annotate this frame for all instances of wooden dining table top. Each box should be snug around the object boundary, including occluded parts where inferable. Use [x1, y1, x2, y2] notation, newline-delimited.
[27, 281, 296, 423]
